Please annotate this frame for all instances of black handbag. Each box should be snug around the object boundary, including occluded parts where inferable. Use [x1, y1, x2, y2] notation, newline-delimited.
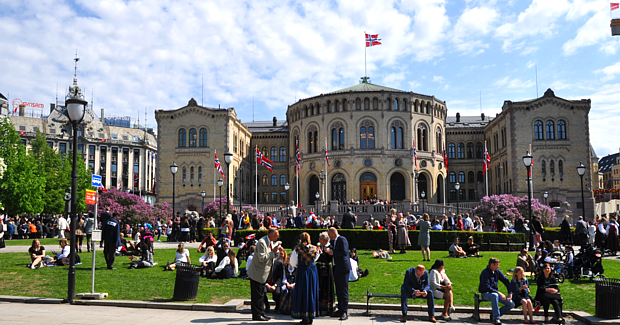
[0, 237, 5, 249]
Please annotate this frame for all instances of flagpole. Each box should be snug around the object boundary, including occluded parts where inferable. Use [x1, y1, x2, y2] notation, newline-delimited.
[213, 150, 216, 203]
[529, 144, 534, 200]
[296, 140, 299, 209]
[364, 31, 367, 77]
[485, 141, 489, 197]
[255, 146, 258, 212]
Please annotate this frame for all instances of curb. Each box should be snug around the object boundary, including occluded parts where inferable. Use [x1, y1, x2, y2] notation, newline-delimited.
[1, 295, 619, 324]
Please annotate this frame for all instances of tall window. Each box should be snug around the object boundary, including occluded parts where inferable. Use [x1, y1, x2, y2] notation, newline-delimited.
[448, 143, 456, 159]
[332, 123, 344, 150]
[559, 160, 563, 176]
[557, 120, 566, 139]
[373, 98, 378, 110]
[189, 128, 197, 147]
[550, 160, 555, 176]
[417, 125, 428, 151]
[271, 147, 278, 161]
[262, 175, 268, 186]
[198, 166, 202, 182]
[542, 160, 546, 177]
[457, 143, 464, 159]
[476, 142, 483, 158]
[178, 129, 186, 147]
[394, 99, 399, 110]
[449, 171, 456, 183]
[190, 166, 194, 182]
[467, 143, 474, 159]
[280, 147, 286, 162]
[402, 98, 407, 111]
[199, 128, 208, 147]
[459, 171, 465, 183]
[391, 121, 404, 149]
[546, 121, 555, 140]
[534, 120, 543, 140]
[271, 175, 277, 186]
[436, 128, 442, 153]
[182, 167, 187, 183]
[364, 98, 370, 110]
[262, 147, 268, 158]
[361, 126, 367, 149]
[468, 171, 475, 183]
[356, 98, 361, 110]
[280, 174, 286, 185]
[335, 100, 339, 112]
[342, 99, 347, 111]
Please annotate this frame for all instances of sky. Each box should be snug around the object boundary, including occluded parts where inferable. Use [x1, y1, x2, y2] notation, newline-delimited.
[1, 0, 620, 157]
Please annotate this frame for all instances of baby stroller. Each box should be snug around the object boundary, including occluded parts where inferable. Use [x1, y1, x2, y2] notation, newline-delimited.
[573, 244, 605, 281]
[236, 233, 257, 262]
[530, 251, 566, 283]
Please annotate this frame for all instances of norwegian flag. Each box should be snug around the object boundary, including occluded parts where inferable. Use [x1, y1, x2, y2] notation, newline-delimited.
[214, 150, 227, 180]
[325, 138, 331, 171]
[482, 142, 491, 175]
[296, 141, 301, 173]
[413, 137, 418, 170]
[118, 179, 122, 189]
[612, 3, 619, 10]
[442, 143, 449, 173]
[134, 173, 138, 187]
[100, 185, 107, 193]
[365, 33, 382, 47]
[256, 147, 274, 173]
[245, 233, 256, 240]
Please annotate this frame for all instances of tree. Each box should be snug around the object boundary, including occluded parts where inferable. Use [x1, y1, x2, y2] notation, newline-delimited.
[474, 194, 557, 227]
[96, 189, 163, 225]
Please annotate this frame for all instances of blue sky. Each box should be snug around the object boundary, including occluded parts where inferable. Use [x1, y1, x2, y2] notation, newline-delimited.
[1, 0, 619, 157]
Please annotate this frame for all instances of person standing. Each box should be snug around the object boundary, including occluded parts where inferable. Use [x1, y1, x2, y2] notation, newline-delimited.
[295, 212, 304, 229]
[99, 208, 112, 248]
[196, 215, 205, 242]
[531, 216, 544, 248]
[400, 264, 436, 323]
[102, 213, 121, 270]
[341, 207, 356, 229]
[574, 216, 589, 248]
[479, 257, 515, 325]
[316, 231, 335, 316]
[326, 227, 350, 320]
[559, 216, 573, 245]
[386, 209, 397, 254]
[416, 214, 432, 261]
[232, 209, 239, 239]
[247, 228, 283, 321]
[396, 213, 411, 254]
[291, 232, 320, 324]
[84, 212, 94, 253]
[57, 215, 68, 239]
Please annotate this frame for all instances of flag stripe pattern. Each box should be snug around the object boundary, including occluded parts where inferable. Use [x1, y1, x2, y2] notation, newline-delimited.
[296, 142, 301, 173]
[482, 142, 491, 175]
[325, 138, 331, 171]
[215, 152, 227, 180]
[365, 33, 382, 47]
[612, 3, 619, 10]
[442, 143, 449, 173]
[256, 147, 274, 173]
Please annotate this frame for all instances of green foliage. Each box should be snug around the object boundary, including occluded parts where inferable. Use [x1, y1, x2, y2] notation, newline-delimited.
[235, 229, 525, 251]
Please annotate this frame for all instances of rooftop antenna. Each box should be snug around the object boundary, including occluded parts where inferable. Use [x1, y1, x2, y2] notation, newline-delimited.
[91, 88, 94, 110]
[74, 50, 79, 78]
[479, 90, 482, 113]
[535, 64, 539, 98]
[55, 83, 58, 108]
[201, 74, 204, 107]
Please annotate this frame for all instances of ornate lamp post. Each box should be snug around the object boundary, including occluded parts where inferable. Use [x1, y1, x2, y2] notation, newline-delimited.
[577, 162, 587, 220]
[454, 182, 460, 216]
[543, 191, 549, 206]
[217, 178, 223, 225]
[421, 191, 426, 214]
[170, 162, 178, 220]
[65, 59, 87, 304]
[224, 151, 233, 218]
[522, 152, 534, 250]
[315, 191, 320, 204]
[201, 190, 206, 213]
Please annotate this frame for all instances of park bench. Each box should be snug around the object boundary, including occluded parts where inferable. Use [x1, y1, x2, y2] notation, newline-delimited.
[365, 288, 443, 316]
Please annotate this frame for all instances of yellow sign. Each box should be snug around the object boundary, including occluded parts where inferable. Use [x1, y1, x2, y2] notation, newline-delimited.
[85, 190, 97, 205]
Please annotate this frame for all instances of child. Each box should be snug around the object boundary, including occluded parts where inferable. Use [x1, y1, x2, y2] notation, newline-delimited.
[564, 246, 574, 279]
[511, 266, 536, 324]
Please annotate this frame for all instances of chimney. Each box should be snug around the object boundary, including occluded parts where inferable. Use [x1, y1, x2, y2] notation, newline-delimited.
[481, 113, 485, 121]
[101, 108, 104, 123]
[456, 112, 460, 123]
[273, 116, 277, 127]
[19, 105, 25, 116]
[50, 103, 55, 114]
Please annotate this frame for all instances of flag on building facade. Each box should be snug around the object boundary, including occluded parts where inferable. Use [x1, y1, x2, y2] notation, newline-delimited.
[256, 147, 274, 173]
[296, 141, 301, 173]
[442, 143, 449, 173]
[365, 33, 382, 47]
[413, 137, 418, 169]
[214, 150, 227, 180]
[134, 173, 138, 187]
[325, 137, 331, 171]
[482, 141, 491, 175]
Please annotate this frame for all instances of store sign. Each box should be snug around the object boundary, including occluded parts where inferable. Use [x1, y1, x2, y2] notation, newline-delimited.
[85, 189, 97, 205]
[12, 98, 44, 110]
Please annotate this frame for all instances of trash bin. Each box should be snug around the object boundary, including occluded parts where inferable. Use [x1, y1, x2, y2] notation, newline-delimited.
[593, 278, 620, 319]
[172, 262, 201, 301]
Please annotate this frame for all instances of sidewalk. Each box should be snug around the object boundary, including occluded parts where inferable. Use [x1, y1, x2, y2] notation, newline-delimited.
[0, 239, 202, 253]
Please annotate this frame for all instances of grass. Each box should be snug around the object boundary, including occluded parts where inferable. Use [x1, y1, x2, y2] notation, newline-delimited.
[0, 248, 617, 315]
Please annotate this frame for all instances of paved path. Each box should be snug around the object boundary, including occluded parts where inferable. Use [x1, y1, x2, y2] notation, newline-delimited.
[0, 240, 202, 253]
[0, 301, 588, 325]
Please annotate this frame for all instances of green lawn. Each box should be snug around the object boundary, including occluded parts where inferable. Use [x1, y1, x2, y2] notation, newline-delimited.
[1, 248, 616, 315]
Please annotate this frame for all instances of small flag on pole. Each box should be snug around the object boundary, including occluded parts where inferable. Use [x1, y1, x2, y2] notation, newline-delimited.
[482, 141, 491, 175]
[214, 150, 227, 180]
[442, 143, 449, 173]
[325, 138, 331, 171]
[296, 141, 301, 173]
[365, 33, 382, 47]
[612, 3, 619, 10]
[412, 137, 418, 170]
[256, 147, 274, 173]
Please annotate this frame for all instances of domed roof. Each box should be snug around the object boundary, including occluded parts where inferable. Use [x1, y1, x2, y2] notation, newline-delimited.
[326, 77, 408, 95]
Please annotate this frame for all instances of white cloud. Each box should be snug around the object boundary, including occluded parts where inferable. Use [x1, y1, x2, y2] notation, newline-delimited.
[383, 72, 405, 85]
[451, 6, 499, 54]
[433, 75, 445, 83]
[526, 61, 536, 69]
[493, 76, 535, 89]
[562, 10, 609, 55]
[595, 62, 620, 82]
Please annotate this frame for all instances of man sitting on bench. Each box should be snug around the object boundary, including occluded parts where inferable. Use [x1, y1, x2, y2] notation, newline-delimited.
[400, 264, 436, 323]
[479, 257, 514, 325]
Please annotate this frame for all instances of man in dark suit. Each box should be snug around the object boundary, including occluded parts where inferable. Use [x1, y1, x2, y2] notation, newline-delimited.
[216, 237, 230, 266]
[294, 212, 304, 229]
[400, 265, 436, 323]
[447, 213, 457, 231]
[327, 227, 351, 320]
[99, 207, 112, 248]
[341, 207, 356, 229]
[232, 209, 239, 239]
[102, 213, 121, 270]
[264, 252, 284, 312]
[251, 215, 260, 230]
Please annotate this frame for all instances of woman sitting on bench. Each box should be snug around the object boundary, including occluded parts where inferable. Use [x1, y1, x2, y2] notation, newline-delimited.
[429, 259, 454, 320]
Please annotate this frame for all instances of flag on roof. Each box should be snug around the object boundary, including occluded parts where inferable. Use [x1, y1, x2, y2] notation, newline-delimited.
[612, 3, 619, 10]
[215, 150, 227, 180]
[365, 33, 382, 47]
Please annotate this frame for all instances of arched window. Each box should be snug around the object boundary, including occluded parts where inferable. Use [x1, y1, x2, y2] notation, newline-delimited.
[361, 126, 367, 149]
[331, 122, 345, 150]
[342, 99, 347, 111]
[468, 171, 475, 183]
[189, 128, 197, 147]
[262, 175, 268, 186]
[364, 98, 370, 110]
[280, 174, 286, 185]
[327, 101, 331, 113]
[557, 120, 566, 139]
[178, 129, 186, 147]
[448, 143, 456, 159]
[356, 98, 361, 110]
[402, 98, 407, 111]
[335, 100, 340, 112]
[398, 127, 403, 149]
[182, 167, 187, 182]
[390, 127, 395, 149]
[271, 174, 277, 186]
[467, 143, 474, 159]
[262, 147, 268, 158]
[534, 120, 544, 140]
[391, 121, 404, 149]
[313, 131, 318, 153]
[271, 147, 278, 160]
[550, 160, 555, 176]
[373, 98, 378, 110]
[449, 171, 456, 183]
[198, 166, 202, 182]
[559, 159, 563, 176]
[368, 126, 375, 149]
[542, 160, 546, 177]
[546, 121, 555, 140]
[459, 171, 465, 183]
[417, 124, 428, 151]
[477, 171, 483, 182]
[457, 143, 465, 159]
[394, 99, 399, 111]
[280, 147, 286, 162]
[388, 98, 392, 110]
[435, 128, 442, 153]
[190, 166, 194, 182]
[426, 102, 430, 114]
[476, 142, 483, 158]
[308, 132, 313, 153]
[199, 128, 208, 147]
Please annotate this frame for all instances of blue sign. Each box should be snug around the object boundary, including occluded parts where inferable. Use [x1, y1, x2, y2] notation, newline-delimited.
[91, 175, 102, 187]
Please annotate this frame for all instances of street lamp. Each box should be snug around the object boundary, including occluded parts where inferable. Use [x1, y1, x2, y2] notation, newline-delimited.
[577, 162, 587, 220]
[454, 182, 460, 216]
[522, 152, 534, 251]
[315, 191, 320, 204]
[285, 182, 290, 217]
[217, 178, 223, 226]
[499, 164, 503, 194]
[170, 162, 178, 223]
[65, 67, 87, 304]
[421, 191, 426, 214]
[224, 151, 233, 218]
[543, 191, 549, 206]
[201, 190, 206, 213]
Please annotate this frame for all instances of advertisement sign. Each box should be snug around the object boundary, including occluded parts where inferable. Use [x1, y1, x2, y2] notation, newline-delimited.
[85, 189, 97, 205]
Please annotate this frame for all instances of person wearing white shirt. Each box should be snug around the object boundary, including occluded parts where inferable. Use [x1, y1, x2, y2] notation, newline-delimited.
[57, 216, 68, 239]
[429, 259, 454, 320]
[165, 243, 190, 271]
[200, 246, 218, 277]
[214, 250, 239, 279]
[595, 217, 608, 249]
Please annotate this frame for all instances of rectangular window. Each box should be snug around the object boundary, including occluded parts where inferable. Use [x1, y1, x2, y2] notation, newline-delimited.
[271, 192, 277, 202]
[47, 141, 53, 148]
[59, 143, 67, 154]
[449, 189, 456, 200]
[280, 192, 287, 203]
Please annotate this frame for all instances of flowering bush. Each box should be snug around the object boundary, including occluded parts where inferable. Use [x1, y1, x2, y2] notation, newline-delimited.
[474, 194, 557, 227]
[202, 197, 263, 220]
[94, 189, 172, 225]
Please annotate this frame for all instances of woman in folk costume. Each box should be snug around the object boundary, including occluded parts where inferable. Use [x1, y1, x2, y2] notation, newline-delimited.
[290, 232, 320, 324]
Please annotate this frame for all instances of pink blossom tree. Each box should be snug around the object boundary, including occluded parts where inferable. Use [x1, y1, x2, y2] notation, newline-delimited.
[474, 194, 557, 227]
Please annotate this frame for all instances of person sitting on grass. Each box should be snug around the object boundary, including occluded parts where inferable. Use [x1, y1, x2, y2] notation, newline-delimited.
[213, 249, 238, 279]
[449, 237, 467, 257]
[28, 239, 46, 269]
[349, 248, 369, 280]
[463, 236, 481, 257]
[52, 238, 71, 266]
[400, 264, 436, 323]
[129, 237, 154, 269]
[517, 249, 535, 273]
[197, 232, 217, 253]
[164, 242, 190, 271]
[479, 257, 514, 325]
[511, 266, 535, 324]
[199, 246, 217, 277]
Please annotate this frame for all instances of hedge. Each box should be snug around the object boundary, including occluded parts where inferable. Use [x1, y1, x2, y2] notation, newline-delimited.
[542, 227, 576, 244]
[235, 229, 525, 251]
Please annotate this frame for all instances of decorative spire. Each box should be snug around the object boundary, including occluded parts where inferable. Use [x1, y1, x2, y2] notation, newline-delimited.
[66, 50, 84, 101]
